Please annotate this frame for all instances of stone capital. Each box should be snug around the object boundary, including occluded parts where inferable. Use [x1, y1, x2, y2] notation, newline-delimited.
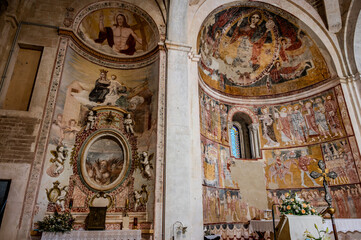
[165, 40, 192, 52]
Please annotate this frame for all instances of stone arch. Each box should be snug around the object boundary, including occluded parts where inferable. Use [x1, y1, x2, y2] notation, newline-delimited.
[343, 0, 361, 75]
[228, 106, 258, 124]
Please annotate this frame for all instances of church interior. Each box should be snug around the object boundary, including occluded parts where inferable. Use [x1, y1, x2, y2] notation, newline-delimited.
[0, 0, 361, 239]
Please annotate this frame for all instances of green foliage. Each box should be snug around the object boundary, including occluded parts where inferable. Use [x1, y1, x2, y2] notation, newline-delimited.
[279, 192, 319, 216]
[37, 211, 75, 233]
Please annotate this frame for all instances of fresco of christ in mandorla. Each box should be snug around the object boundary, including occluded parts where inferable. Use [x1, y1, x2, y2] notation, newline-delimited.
[198, 5, 331, 97]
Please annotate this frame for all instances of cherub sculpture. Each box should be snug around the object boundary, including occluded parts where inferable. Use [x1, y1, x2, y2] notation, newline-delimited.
[138, 151, 154, 179]
[85, 110, 97, 131]
[133, 185, 149, 211]
[46, 145, 68, 177]
[124, 114, 135, 134]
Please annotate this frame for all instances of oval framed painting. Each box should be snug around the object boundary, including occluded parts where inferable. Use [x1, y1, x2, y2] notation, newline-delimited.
[78, 130, 131, 192]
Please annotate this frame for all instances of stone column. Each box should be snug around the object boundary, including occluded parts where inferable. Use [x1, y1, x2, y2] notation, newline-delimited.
[188, 50, 203, 240]
[164, 0, 203, 239]
[154, 35, 166, 240]
[163, 46, 188, 235]
[248, 124, 255, 159]
[341, 75, 361, 148]
[248, 123, 260, 159]
[164, 40, 203, 240]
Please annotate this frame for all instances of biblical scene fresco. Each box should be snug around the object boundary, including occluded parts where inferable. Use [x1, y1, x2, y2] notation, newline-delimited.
[34, 46, 159, 225]
[203, 186, 250, 224]
[264, 145, 323, 189]
[200, 90, 230, 145]
[77, 6, 158, 57]
[198, 5, 330, 97]
[322, 138, 360, 185]
[257, 89, 347, 149]
[265, 140, 360, 190]
[268, 184, 361, 218]
[201, 136, 236, 188]
[349, 136, 361, 176]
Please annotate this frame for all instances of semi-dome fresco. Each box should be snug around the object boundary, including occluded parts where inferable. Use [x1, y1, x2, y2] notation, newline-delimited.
[74, 2, 159, 58]
[198, 4, 331, 97]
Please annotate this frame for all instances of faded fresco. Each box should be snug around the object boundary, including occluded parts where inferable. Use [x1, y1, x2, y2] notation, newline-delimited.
[264, 141, 360, 190]
[203, 186, 249, 224]
[201, 136, 236, 188]
[200, 90, 230, 145]
[268, 184, 361, 218]
[321, 138, 360, 185]
[77, 7, 157, 57]
[257, 90, 347, 149]
[35, 46, 159, 226]
[198, 6, 331, 97]
[264, 145, 323, 189]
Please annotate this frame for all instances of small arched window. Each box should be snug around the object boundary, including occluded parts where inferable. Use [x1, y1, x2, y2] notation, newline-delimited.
[229, 112, 260, 159]
[230, 125, 241, 158]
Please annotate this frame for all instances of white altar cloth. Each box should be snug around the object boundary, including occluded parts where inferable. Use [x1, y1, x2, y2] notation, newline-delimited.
[276, 215, 324, 240]
[324, 218, 361, 233]
[249, 218, 361, 235]
[41, 230, 141, 240]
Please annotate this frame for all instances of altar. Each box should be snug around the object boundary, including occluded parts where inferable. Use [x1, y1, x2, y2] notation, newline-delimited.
[41, 230, 141, 240]
[249, 217, 361, 240]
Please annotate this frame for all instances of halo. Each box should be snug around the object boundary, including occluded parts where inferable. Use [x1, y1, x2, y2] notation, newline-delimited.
[247, 10, 264, 25]
[113, 11, 130, 24]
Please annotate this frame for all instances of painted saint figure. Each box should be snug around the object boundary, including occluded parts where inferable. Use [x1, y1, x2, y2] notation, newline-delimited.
[290, 104, 307, 144]
[95, 12, 142, 55]
[259, 107, 279, 147]
[275, 106, 294, 145]
[302, 101, 319, 139]
[313, 97, 331, 139]
[324, 95, 343, 136]
[227, 11, 274, 71]
[298, 150, 320, 187]
[89, 70, 111, 103]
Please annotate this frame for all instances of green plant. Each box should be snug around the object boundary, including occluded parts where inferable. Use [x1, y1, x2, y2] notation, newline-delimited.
[37, 211, 75, 233]
[303, 224, 331, 240]
[279, 192, 318, 216]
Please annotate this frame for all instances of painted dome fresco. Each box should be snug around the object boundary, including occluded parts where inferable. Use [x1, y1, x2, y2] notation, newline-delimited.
[72, 2, 159, 58]
[198, 3, 332, 98]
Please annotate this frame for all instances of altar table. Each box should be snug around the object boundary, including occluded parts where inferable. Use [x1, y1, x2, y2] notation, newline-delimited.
[41, 230, 141, 240]
[250, 219, 279, 233]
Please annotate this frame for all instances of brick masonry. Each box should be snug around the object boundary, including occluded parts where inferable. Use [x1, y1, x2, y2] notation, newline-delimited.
[0, 116, 40, 163]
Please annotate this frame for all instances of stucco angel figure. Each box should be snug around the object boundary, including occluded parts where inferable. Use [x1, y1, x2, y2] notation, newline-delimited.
[85, 110, 97, 131]
[134, 189, 142, 211]
[133, 185, 149, 211]
[138, 151, 154, 179]
[124, 114, 135, 134]
[46, 145, 68, 177]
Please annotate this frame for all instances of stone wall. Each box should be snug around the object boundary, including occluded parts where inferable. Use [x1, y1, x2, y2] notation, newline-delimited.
[0, 115, 39, 163]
